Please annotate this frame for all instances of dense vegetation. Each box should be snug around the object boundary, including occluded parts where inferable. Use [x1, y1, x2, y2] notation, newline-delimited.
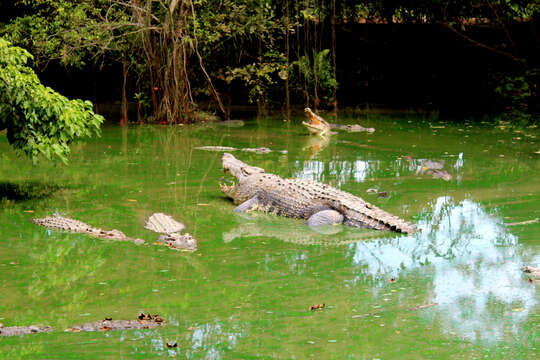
[0, 38, 103, 163]
[1, 0, 539, 123]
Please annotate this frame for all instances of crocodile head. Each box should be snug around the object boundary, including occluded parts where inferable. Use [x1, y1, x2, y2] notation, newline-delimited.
[302, 107, 330, 137]
[220, 153, 265, 199]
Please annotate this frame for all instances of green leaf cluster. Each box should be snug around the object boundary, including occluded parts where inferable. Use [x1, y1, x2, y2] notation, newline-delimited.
[0, 38, 103, 163]
[291, 49, 337, 105]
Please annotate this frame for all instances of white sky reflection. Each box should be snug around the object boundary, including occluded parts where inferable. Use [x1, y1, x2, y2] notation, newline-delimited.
[349, 196, 536, 343]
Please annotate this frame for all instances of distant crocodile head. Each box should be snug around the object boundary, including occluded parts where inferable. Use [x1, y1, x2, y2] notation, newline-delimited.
[302, 108, 331, 137]
[220, 152, 265, 201]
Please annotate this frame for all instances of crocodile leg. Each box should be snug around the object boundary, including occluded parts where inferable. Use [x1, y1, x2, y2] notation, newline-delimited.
[307, 210, 344, 227]
[234, 196, 260, 213]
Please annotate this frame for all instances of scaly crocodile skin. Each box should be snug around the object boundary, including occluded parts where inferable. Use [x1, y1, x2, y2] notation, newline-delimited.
[220, 153, 416, 234]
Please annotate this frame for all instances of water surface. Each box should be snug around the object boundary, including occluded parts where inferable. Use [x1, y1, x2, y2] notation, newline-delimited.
[1, 115, 539, 358]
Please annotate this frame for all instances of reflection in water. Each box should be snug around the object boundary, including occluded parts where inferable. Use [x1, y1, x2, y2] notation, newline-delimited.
[295, 159, 375, 185]
[223, 217, 381, 247]
[129, 320, 245, 359]
[302, 135, 330, 161]
[349, 196, 536, 342]
[349, 197, 517, 275]
[189, 320, 244, 357]
[292, 155, 466, 186]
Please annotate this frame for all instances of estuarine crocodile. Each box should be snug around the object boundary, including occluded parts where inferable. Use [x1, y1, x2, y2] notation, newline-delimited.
[195, 146, 287, 154]
[144, 213, 197, 251]
[303, 108, 332, 137]
[220, 153, 416, 234]
[303, 108, 375, 136]
[31, 215, 145, 244]
[65, 314, 164, 333]
[32, 213, 197, 251]
[0, 324, 52, 337]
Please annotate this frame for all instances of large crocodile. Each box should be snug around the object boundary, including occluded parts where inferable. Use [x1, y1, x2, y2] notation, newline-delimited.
[220, 153, 416, 234]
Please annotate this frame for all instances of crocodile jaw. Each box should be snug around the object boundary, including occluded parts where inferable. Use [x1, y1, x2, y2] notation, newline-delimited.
[220, 181, 238, 200]
[303, 107, 330, 136]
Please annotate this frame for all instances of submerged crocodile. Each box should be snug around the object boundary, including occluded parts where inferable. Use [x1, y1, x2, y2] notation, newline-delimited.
[303, 108, 375, 136]
[65, 314, 164, 333]
[0, 324, 52, 337]
[195, 146, 287, 154]
[31, 215, 145, 244]
[145, 213, 197, 251]
[220, 153, 416, 234]
[32, 213, 197, 251]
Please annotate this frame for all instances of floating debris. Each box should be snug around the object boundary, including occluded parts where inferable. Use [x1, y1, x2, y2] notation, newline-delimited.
[506, 218, 539, 226]
[310, 303, 325, 311]
[407, 303, 437, 311]
[522, 266, 540, 279]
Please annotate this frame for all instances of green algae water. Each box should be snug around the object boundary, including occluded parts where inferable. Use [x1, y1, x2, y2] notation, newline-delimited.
[1, 115, 539, 359]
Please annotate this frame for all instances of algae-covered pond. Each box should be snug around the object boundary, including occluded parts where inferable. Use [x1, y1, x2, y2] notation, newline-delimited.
[1, 115, 539, 358]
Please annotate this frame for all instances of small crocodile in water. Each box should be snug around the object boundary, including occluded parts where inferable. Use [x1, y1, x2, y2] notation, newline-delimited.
[302, 108, 375, 136]
[0, 324, 52, 337]
[220, 153, 416, 233]
[32, 213, 197, 251]
[330, 123, 375, 133]
[144, 213, 197, 251]
[195, 146, 287, 154]
[65, 314, 164, 333]
[402, 156, 452, 181]
[31, 215, 145, 244]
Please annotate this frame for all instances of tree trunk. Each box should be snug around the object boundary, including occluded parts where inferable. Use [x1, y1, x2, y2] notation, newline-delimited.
[285, 0, 290, 121]
[331, 0, 338, 115]
[121, 60, 129, 125]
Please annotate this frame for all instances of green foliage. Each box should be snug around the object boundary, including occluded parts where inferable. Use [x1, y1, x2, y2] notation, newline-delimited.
[225, 52, 285, 104]
[495, 69, 539, 122]
[1, 0, 112, 70]
[0, 38, 103, 163]
[291, 49, 337, 105]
